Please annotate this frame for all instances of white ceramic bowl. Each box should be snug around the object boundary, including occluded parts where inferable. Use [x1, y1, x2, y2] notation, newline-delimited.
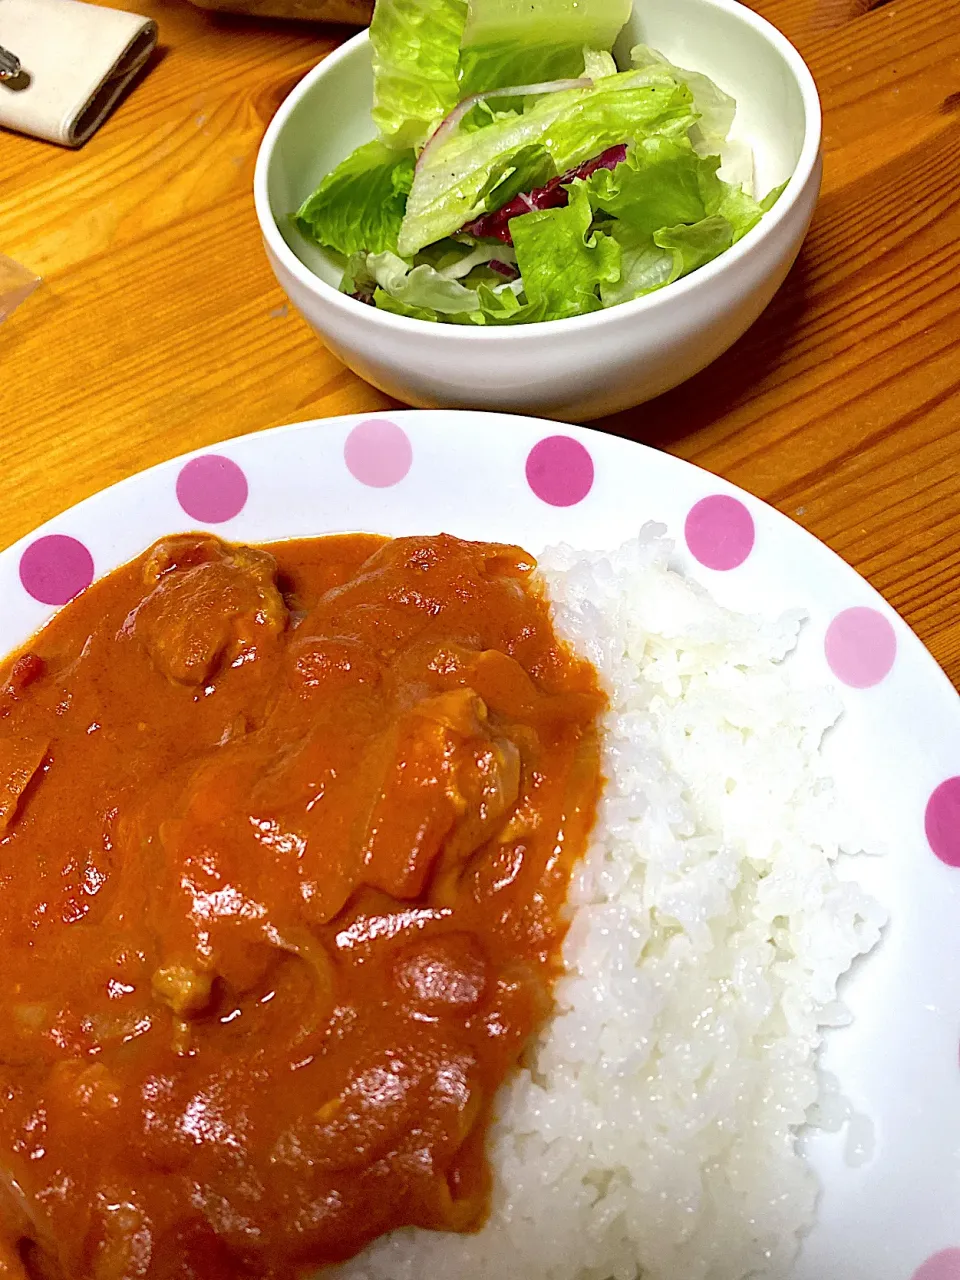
[253, 0, 821, 422]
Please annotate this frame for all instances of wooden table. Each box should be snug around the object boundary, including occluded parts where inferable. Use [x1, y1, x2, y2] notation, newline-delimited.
[2, 0, 958, 684]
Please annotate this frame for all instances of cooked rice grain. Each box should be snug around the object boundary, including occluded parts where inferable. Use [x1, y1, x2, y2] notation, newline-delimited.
[336, 526, 884, 1280]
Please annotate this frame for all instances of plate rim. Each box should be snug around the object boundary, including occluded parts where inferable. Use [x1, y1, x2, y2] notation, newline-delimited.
[3, 409, 956, 710]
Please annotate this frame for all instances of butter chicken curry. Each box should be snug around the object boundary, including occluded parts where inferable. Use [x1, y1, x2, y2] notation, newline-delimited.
[0, 532, 603, 1279]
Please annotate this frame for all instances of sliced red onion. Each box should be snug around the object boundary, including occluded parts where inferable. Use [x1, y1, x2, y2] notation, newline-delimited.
[416, 77, 594, 173]
[462, 143, 629, 244]
[488, 259, 520, 280]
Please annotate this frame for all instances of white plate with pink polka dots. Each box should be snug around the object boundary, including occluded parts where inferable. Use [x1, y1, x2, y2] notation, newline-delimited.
[2, 410, 959, 1280]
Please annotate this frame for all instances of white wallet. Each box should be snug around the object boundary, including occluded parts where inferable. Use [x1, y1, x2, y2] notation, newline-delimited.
[0, 0, 158, 148]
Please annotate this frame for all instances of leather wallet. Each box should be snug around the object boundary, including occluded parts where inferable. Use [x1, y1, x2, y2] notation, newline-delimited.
[0, 0, 158, 148]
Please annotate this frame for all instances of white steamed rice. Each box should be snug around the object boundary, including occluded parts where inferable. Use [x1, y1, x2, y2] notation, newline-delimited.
[336, 525, 885, 1280]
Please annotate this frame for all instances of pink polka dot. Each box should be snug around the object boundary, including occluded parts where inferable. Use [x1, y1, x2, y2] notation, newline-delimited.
[686, 491, 757, 568]
[684, 495, 755, 570]
[19, 535, 94, 606]
[525, 436, 594, 507]
[176, 455, 248, 523]
[926, 778, 960, 868]
[911, 1249, 960, 1280]
[825, 606, 897, 688]
[344, 419, 413, 488]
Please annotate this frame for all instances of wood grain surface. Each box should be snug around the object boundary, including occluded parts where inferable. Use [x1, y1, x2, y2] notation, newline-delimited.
[1, 0, 958, 684]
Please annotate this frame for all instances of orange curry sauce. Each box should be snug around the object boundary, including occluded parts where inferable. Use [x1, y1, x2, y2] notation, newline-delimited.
[0, 533, 603, 1279]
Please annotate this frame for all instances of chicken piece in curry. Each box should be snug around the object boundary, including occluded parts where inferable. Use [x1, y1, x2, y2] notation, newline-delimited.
[0, 532, 603, 1279]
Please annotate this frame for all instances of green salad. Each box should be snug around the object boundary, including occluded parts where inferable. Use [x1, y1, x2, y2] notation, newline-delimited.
[293, 0, 786, 325]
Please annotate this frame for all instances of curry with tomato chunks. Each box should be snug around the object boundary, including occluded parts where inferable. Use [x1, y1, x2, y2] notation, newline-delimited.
[0, 532, 603, 1279]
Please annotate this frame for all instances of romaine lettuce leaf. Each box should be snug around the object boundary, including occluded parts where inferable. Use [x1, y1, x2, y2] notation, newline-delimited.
[630, 43, 735, 153]
[584, 136, 713, 235]
[600, 213, 737, 307]
[457, 44, 592, 100]
[473, 281, 529, 321]
[475, 143, 557, 213]
[415, 238, 517, 277]
[294, 141, 415, 257]
[697, 152, 768, 241]
[543, 72, 695, 170]
[584, 134, 768, 240]
[364, 250, 485, 312]
[374, 289, 443, 321]
[462, 0, 631, 54]
[370, 0, 468, 149]
[761, 180, 789, 212]
[583, 128, 769, 245]
[341, 251, 377, 298]
[458, 99, 521, 133]
[369, 0, 632, 149]
[398, 68, 697, 255]
[714, 137, 755, 191]
[600, 224, 674, 307]
[655, 215, 734, 276]
[628, 43, 768, 196]
[374, 277, 530, 324]
[705, 181, 765, 242]
[457, 0, 630, 96]
[509, 182, 620, 320]
[582, 50, 617, 80]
